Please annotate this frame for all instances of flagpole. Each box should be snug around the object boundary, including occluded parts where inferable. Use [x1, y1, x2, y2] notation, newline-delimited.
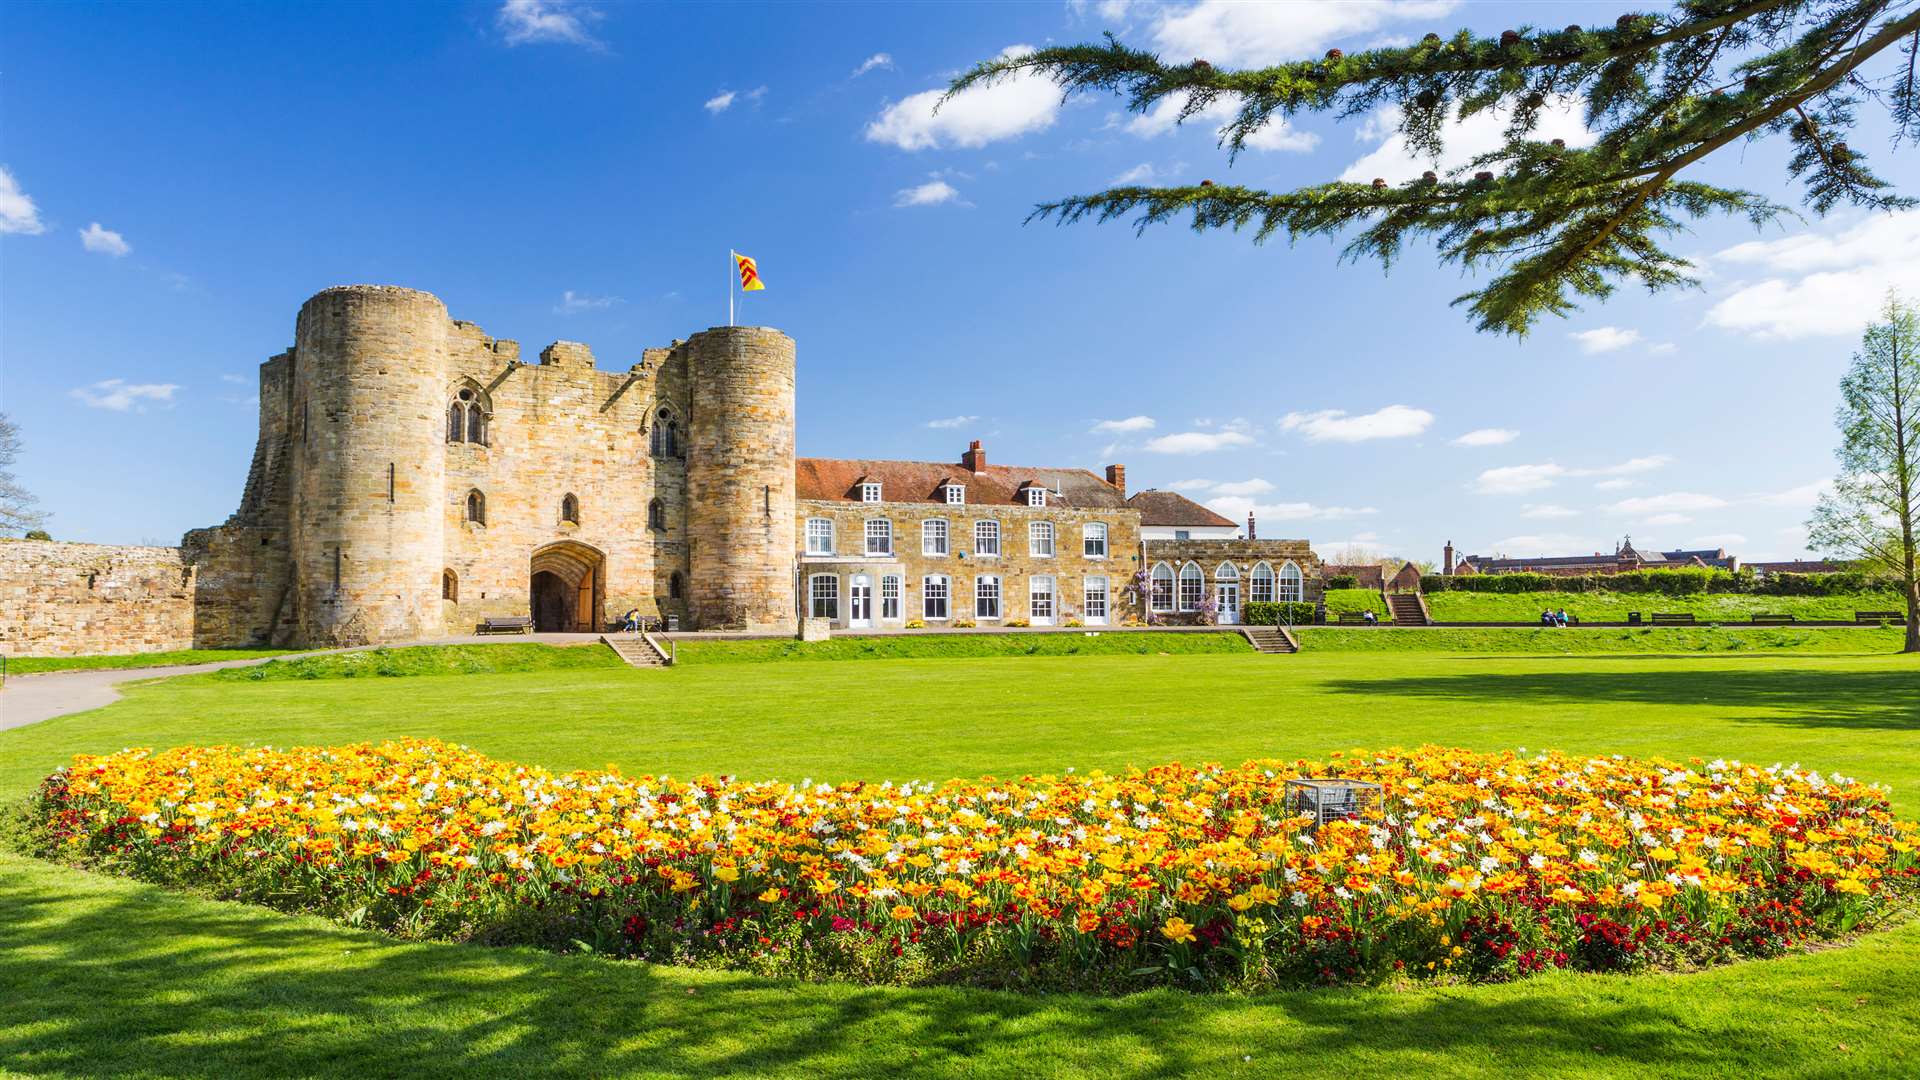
[728, 249, 735, 327]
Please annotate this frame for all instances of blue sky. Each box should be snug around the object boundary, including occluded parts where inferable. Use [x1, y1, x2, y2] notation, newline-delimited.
[5, 1, 1918, 563]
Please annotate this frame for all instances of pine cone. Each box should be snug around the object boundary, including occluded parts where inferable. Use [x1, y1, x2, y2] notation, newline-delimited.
[1200, 179, 1215, 187]
[1422, 171, 1439, 182]
[1326, 48, 1343, 61]
[1474, 171, 1495, 182]
[1372, 178, 1388, 189]
[1550, 138, 1566, 149]
[1501, 30, 1521, 47]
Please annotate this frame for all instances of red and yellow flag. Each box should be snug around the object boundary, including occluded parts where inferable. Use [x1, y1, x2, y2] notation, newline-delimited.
[735, 252, 765, 292]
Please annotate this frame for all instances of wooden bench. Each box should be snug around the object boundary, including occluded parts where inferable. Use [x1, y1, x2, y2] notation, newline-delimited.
[1335, 612, 1376, 626]
[1856, 610, 1903, 624]
[1751, 613, 1795, 625]
[479, 616, 532, 635]
[1649, 612, 1696, 626]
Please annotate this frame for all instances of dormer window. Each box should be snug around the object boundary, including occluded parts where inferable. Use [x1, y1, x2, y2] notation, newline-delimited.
[1024, 487, 1047, 507]
[943, 482, 965, 505]
[861, 482, 883, 503]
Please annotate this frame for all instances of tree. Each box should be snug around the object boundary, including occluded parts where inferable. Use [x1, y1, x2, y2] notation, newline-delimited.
[947, 2, 1920, 335]
[1808, 294, 1920, 652]
[0, 412, 47, 536]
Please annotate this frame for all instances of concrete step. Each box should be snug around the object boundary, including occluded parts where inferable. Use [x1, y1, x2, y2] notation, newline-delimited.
[1386, 594, 1429, 627]
[602, 634, 668, 667]
[1240, 627, 1298, 654]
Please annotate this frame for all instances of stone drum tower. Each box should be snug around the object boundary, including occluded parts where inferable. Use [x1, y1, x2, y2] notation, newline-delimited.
[683, 325, 798, 630]
[287, 286, 450, 646]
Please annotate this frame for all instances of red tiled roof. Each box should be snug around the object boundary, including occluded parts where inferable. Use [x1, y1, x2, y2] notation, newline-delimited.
[796, 456, 1128, 509]
[1323, 563, 1386, 589]
[1125, 490, 1237, 528]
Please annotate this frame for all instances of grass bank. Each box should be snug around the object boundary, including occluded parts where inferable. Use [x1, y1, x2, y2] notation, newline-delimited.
[1321, 588, 1387, 617]
[209, 643, 623, 682]
[673, 631, 1250, 664]
[5, 647, 299, 677]
[1423, 589, 1905, 623]
[1296, 626, 1907, 654]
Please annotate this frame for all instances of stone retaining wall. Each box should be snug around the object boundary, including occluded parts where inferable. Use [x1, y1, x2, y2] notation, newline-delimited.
[0, 540, 197, 657]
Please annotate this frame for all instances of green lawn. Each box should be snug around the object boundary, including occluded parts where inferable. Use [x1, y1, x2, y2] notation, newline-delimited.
[5, 646, 300, 677]
[210, 642, 626, 681]
[1296, 626, 1908, 653]
[5, 646, 1920, 1077]
[673, 630, 1250, 663]
[1423, 589, 1905, 623]
[1322, 588, 1387, 616]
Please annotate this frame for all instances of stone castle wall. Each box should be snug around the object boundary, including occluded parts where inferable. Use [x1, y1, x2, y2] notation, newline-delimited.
[0, 541, 196, 657]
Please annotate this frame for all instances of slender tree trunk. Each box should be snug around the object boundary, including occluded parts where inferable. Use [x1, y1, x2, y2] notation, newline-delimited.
[1893, 329, 1920, 653]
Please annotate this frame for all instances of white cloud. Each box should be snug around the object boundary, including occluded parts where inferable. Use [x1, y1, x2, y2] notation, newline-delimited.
[1069, 0, 1141, 21]
[1123, 90, 1317, 153]
[866, 45, 1060, 150]
[1091, 415, 1156, 434]
[852, 53, 894, 78]
[1648, 342, 1678, 355]
[1690, 533, 1748, 548]
[1143, 430, 1255, 454]
[1206, 495, 1377, 521]
[1609, 492, 1728, 515]
[1748, 479, 1829, 509]
[496, 0, 600, 47]
[1594, 478, 1634, 491]
[1174, 477, 1277, 497]
[894, 179, 964, 207]
[554, 290, 621, 314]
[704, 90, 737, 113]
[1521, 504, 1579, 519]
[1169, 478, 1216, 491]
[1641, 512, 1692, 526]
[71, 379, 179, 412]
[1474, 455, 1670, 496]
[1570, 326, 1641, 354]
[0, 166, 45, 235]
[1151, 0, 1460, 67]
[79, 222, 130, 257]
[925, 415, 978, 429]
[1483, 532, 1607, 556]
[1341, 96, 1594, 184]
[1111, 162, 1161, 185]
[1452, 428, 1517, 447]
[1705, 209, 1920, 339]
[1280, 404, 1432, 442]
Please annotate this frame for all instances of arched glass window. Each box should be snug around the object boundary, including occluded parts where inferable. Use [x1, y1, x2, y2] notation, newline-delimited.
[651, 407, 680, 457]
[1150, 562, 1174, 612]
[465, 490, 486, 525]
[561, 493, 580, 525]
[1278, 561, 1304, 602]
[648, 498, 666, 530]
[447, 402, 464, 443]
[1249, 561, 1275, 603]
[467, 404, 486, 445]
[448, 386, 489, 445]
[1215, 561, 1239, 580]
[442, 569, 458, 601]
[1178, 562, 1204, 611]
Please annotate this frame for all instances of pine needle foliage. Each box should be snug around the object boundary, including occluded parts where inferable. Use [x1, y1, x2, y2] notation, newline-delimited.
[944, 1, 1920, 335]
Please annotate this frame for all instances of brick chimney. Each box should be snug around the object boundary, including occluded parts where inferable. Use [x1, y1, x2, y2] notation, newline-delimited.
[1105, 463, 1126, 493]
[962, 440, 986, 473]
[1246, 511, 1256, 540]
[1443, 540, 1454, 576]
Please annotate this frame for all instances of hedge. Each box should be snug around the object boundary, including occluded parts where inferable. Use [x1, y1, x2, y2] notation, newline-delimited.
[1324, 575, 1358, 590]
[1421, 568, 1890, 597]
[1242, 601, 1317, 625]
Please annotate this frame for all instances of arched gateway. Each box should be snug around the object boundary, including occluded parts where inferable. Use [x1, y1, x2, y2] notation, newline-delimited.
[529, 540, 605, 633]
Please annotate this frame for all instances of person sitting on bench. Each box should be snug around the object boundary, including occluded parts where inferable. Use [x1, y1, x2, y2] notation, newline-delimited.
[1362, 609, 1378, 625]
[1555, 608, 1570, 628]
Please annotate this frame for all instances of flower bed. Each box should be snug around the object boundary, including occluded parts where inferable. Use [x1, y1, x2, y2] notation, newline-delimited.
[23, 741, 1918, 990]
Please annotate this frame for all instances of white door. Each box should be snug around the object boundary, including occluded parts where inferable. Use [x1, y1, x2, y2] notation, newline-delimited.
[849, 575, 872, 628]
[1030, 576, 1056, 626]
[1215, 582, 1239, 624]
[1084, 576, 1108, 625]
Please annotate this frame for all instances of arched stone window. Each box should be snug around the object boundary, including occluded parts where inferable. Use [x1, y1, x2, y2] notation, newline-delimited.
[1149, 562, 1174, 612]
[561, 493, 580, 525]
[447, 385, 490, 445]
[651, 407, 680, 457]
[1277, 560, 1304, 602]
[466, 489, 486, 525]
[442, 569, 458, 601]
[1249, 561, 1275, 603]
[648, 498, 666, 530]
[1178, 562, 1204, 611]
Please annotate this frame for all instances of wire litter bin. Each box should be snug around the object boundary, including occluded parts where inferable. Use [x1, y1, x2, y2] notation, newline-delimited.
[1285, 779, 1384, 829]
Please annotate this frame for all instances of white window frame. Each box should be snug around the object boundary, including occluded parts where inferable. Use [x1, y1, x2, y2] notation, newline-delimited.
[804, 517, 835, 556]
[922, 518, 949, 557]
[943, 483, 965, 505]
[1083, 521, 1108, 559]
[881, 574, 902, 621]
[861, 482, 883, 503]
[1029, 575, 1057, 625]
[1084, 576, 1109, 624]
[975, 574, 1001, 620]
[808, 573, 839, 621]
[1029, 520, 1055, 557]
[974, 519, 1000, 557]
[1178, 562, 1205, 612]
[1278, 560, 1304, 603]
[1216, 561, 1239, 581]
[1150, 562, 1175, 613]
[1024, 487, 1047, 507]
[1249, 561, 1275, 603]
[922, 574, 950, 621]
[864, 518, 892, 556]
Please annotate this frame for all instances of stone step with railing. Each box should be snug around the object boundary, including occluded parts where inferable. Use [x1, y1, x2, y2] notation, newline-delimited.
[602, 633, 671, 668]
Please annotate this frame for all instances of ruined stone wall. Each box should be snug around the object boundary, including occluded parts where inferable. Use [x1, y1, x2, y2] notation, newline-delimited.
[0, 541, 196, 657]
[685, 327, 797, 631]
[796, 499, 1142, 626]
